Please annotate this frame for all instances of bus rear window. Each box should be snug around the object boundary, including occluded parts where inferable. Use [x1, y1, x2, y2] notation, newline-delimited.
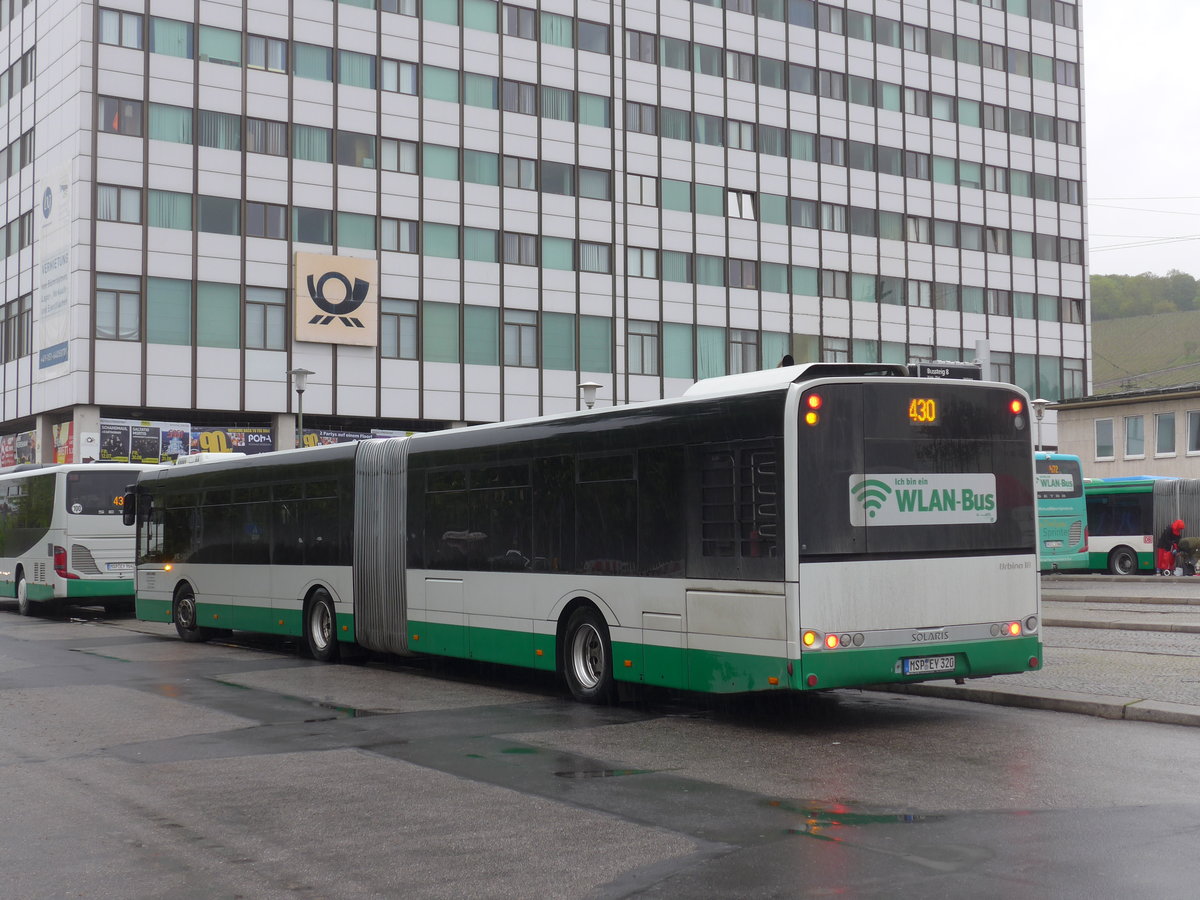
[66, 471, 134, 516]
[797, 382, 1035, 557]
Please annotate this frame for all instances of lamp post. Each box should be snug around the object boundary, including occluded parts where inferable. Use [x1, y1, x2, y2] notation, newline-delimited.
[289, 367, 315, 448]
[1031, 398, 1050, 452]
[578, 381, 603, 410]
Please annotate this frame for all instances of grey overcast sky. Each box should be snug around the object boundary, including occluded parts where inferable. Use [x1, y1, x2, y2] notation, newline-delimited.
[1084, 0, 1200, 277]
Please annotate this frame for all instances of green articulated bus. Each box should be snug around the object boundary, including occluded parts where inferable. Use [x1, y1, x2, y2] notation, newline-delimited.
[128, 363, 1042, 701]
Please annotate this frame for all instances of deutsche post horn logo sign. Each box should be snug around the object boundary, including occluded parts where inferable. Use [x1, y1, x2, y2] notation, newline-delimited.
[294, 253, 378, 347]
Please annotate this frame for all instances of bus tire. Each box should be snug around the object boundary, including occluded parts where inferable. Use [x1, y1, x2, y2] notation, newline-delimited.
[304, 588, 340, 663]
[562, 606, 615, 704]
[1108, 546, 1138, 576]
[15, 572, 36, 617]
[173, 584, 213, 643]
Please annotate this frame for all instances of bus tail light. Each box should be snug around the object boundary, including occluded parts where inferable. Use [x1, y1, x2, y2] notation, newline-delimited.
[802, 630, 820, 647]
[824, 634, 840, 649]
[804, 393, 822, 426]
[1005, 621, 1022, 637]
[53, 546, 79, 580]
[1009, 398, 1024, 415]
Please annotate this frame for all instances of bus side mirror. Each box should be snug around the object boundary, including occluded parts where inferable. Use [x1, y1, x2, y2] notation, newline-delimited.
[122, 491, 137, 527]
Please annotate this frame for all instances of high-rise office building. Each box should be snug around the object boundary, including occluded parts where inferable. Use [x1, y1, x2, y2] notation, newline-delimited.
[0, 0, 1086, 461]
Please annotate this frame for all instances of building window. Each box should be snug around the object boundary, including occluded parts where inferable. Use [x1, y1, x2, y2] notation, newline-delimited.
[294, 207, 332, 244]
[247, 35, 287, 72]
[96, 184, 141, 224]
[148, 103, 192, 143]
[246, 201, 286, 239]
[502, 79, 537, 115]
[991, 351, 1013, 384]
[628, 320, 659, 375]
[96, 273, 141, 341]
[627, 174, 656, 206]
[578, 20, 610, 54]
[337, 131, 376, 168]
[381, 218, 418, 252]
[503, 155, 537, 190]
[986, 289, 1012, 316]
[246, 287, 286, 350]
[1063, 359, 1085, 399]
[503, 232, 537, 266]
[147, 190, 192, 230]
[1124, 416, 1145, 458]
[625, 101, 657, 135]
[541, 161, 574, 196]
[381, 138, 418, 173]
[381, 59, 417, 94]
[197, 196, 240, 235]
[381, 299, 418, 359]
[198, 110, 242, 151]
[504, 309, 538, 367]
[502, 4, 535, 38]
[728, 259, 757, 290]
[1156, 413, 1177, 456]
[726, 50, 755, 83]
[579, 242, 611, 274]
[293, 43, 333, 81]
[1188, 412, 1200, 454]
[822, 337, 849, 363]
[728, 189, 756, 219]
[149, 17, 194, 58]
[199, 25, 241, 66]
[339, 50, 376, 89]
[2, 294, 31, 362]
[246, 118, 287, 156]
[1094, 418, 1114, 460]
[99, 9, 143, 49]
[293, 124, 332, 163]
[98, 96, 142, 136]
[627, 247, 657, 278]
[579, 168, 611, 201]
[729, 329, 758, 374]
[626, 30, 656, 63]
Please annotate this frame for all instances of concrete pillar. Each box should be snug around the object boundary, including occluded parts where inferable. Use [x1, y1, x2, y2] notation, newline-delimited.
[74, 405, 102, 464]
[274, 412, 298, 450]
[34, 414, 54, 463]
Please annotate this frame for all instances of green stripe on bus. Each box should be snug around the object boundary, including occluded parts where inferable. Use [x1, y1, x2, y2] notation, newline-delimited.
[135, 597, 172, 623]
[799, 636, 1042, 690]
[65, 580, 134, 599]
[405, 620, 557, 672]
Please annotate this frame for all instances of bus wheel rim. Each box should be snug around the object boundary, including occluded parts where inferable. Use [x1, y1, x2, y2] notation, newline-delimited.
[570, 624, 603, 689]
[178, 596, 196, 629]
[311, 602, 332, 649]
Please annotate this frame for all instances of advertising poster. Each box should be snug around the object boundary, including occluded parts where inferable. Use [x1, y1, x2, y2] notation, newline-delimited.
[100, 418, 192, 463]
[53, 422, 74, 464]
[191, 427, 275, 455]
[0, 431, 37, 467]
[35, 159, 72, 373]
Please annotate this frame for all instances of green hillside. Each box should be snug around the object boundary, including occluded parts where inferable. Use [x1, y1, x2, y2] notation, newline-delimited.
[1092, 310, 1200, 394]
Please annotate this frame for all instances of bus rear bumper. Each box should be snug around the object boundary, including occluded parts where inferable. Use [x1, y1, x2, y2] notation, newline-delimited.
[797, 636, 1043, 691]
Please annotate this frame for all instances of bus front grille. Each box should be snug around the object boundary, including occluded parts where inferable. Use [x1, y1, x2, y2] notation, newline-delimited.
[71, 545, 103, 575]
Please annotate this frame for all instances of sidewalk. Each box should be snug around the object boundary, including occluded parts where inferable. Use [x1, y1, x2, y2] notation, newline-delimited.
[881, 576, 1200, 728]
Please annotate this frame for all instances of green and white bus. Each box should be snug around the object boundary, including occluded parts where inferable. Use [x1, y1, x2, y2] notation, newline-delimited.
[1084, 477, 1200, 574]
[128, 364, 1042, 701]
[1034, 452, 1089, 572]
[0, 463, 158, 615]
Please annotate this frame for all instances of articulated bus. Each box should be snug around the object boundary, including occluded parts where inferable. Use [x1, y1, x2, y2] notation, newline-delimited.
[1084, 476, 1200, 574]
[128, 364, 1042, 701]
[0, 463, 158, 615]
[1034, 452, 1088, 572]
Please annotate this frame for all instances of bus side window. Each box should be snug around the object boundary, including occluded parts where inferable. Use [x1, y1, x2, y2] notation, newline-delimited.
[273, 502, 303, 565]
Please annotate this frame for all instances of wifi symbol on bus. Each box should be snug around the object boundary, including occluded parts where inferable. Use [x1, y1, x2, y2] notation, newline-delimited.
[851, 479, 893, 518]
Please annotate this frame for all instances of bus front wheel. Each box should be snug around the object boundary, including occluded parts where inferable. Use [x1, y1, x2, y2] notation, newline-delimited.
[1108, 546, 1138, 576]
[562, 606, 615, 704]
[304, 589, 340, 663]
[15, 572, 36, 617]
[173, 585, 213, 643]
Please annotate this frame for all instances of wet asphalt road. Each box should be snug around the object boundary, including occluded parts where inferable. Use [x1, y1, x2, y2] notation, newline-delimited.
[1, 605, 1198, 899]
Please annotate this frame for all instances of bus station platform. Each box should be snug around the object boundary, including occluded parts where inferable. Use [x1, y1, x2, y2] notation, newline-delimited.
[883, 574, 1200, 728]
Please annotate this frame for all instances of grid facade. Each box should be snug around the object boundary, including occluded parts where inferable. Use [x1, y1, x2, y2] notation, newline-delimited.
[0, 0, 1088, 443]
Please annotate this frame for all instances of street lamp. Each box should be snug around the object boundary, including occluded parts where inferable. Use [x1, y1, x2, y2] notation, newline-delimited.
[1031, 398, 1050, 452]
[578, 381, 603, 410]
[289, 367, 315, 448]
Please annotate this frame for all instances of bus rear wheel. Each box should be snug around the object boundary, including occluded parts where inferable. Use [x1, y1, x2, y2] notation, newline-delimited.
[562, 606, 615, 704]
[1108, 546, 1138, 576]
[304, 589, 340, 663]
[173, 585, 213, 643]
[15, 572, 36, 617]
